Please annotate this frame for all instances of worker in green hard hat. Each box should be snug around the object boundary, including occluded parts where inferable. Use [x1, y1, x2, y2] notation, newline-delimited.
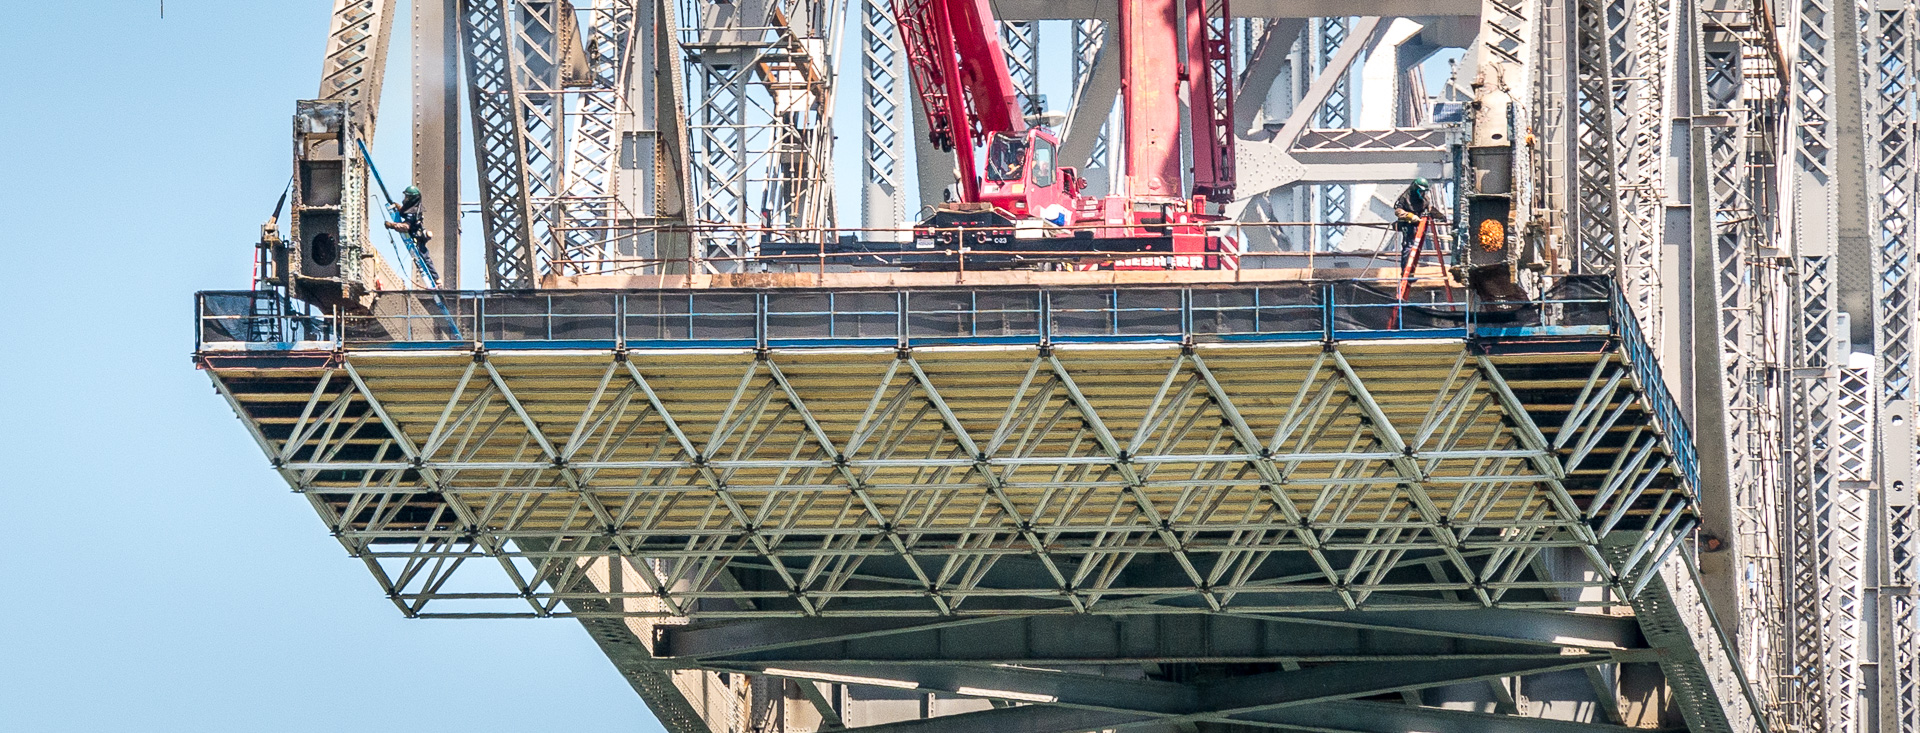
[383, 184, 432, 245]
[1392, 177, 1446, 267]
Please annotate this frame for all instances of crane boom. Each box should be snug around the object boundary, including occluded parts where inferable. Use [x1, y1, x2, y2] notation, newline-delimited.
[891, 0, 1026, 202]
[1117, 0, 1235, 201]
[1186, 0, 1236, 201]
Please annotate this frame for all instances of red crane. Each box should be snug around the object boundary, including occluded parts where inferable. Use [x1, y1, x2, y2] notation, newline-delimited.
[890, 0, 1239, 269]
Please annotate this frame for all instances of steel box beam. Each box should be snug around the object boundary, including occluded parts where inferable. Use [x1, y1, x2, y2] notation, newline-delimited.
[661, 611, 1639, 663]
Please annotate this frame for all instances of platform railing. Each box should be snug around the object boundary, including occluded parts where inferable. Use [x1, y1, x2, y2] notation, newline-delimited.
[1610, 285, 1700, 495]
[197, 277, 1628, 352]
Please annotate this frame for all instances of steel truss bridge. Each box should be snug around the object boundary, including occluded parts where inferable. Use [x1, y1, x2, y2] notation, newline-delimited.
[195, 0, 1920, 731]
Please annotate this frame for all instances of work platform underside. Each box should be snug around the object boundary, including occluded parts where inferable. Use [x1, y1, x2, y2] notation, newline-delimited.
[195, 276, 1761, 733]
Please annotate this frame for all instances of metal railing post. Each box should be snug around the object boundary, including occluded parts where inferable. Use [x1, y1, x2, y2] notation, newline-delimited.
[756, 293, 769, 349]
[1181, 288, 1193, 338]
[1321, 282, 1335, 342]
[616, 293, 627, 347]
[1040, 290, 1052, 345]
[897, 291, 909, 347]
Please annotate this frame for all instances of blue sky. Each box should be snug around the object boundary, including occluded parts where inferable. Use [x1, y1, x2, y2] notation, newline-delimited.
[0, 4, 661, 730]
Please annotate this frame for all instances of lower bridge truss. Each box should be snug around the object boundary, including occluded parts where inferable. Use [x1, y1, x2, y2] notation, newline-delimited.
[198, 280, 1757, 732]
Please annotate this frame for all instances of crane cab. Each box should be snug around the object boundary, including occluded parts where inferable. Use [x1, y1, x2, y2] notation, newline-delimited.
[976, 128, 1083, 225]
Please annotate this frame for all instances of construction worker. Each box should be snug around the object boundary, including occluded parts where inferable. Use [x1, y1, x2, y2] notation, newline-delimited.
[1393, 178, 1445, 267]
[384, 185, 433, 245]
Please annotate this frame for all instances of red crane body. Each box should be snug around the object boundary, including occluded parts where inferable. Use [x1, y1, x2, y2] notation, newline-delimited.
[890, 0, 1239, 269]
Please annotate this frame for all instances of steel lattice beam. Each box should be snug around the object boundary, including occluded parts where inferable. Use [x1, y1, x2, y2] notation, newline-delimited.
[861, 0, 908, 233]
[460, 0, 541, 288]
[679, 0, 842, 272]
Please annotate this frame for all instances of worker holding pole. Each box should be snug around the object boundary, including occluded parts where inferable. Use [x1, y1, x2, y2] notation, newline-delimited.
[383, 185, 433, 245]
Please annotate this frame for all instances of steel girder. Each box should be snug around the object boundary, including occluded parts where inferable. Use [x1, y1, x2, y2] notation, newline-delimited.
[322, 0, 400, 133]
[640, 565, 1757, 732]
[656, 608, 1647, 661]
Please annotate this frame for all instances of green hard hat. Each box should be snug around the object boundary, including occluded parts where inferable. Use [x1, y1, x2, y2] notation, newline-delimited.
[1412, 177, 1430, 189]
[403, 185, 421, 198]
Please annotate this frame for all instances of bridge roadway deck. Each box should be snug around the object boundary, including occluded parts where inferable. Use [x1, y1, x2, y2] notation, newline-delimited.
[194, 276, 1760, 733]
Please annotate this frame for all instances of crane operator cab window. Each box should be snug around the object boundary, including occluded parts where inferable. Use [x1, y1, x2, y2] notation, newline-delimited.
[1029, 136, 1056, 187]
[985, 133, 1028, 182]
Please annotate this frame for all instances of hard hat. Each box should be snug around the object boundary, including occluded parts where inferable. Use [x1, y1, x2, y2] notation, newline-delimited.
[403, 185, 421, 198]
[1412, 177, 1430, 189]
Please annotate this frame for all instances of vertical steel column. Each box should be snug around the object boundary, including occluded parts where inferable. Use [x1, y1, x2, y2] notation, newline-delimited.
[555, 0, 641, 275]
[414, 0, 463, 288]
[461, 0, 540, 288]
[508, 0, 568, 276]
[1702, 4, 1750, 670]
[615, 0, 694, 271]
[1700, 0, 1770, 679]
[1600, 0, 1670, 346]
[861, 0, 908, 237]
[1870, 4, 1920, 731]
[678, 0, 840, 272]
[1786, 0, 1867, 724]
[1314, 16, 1349, 250]
[1830, 355, 1873, 733]
[682, 1, 763, 270]
[1572, 0, 1624, 273]
[693, 60, 751, 268]
[1692, 0, 1793, 716]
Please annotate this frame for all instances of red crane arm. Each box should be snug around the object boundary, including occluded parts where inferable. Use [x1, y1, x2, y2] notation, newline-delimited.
[891, 0, 1026, 201]
[1186, 0, 1235, 202]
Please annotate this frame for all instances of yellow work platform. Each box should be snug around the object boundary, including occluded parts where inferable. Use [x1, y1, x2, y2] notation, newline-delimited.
[196, 278, 1697, 619]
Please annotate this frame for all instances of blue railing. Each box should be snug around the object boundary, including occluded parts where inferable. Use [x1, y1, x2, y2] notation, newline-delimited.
[197, 279, 1624, 351]
[1610, 285, 1701, 495]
